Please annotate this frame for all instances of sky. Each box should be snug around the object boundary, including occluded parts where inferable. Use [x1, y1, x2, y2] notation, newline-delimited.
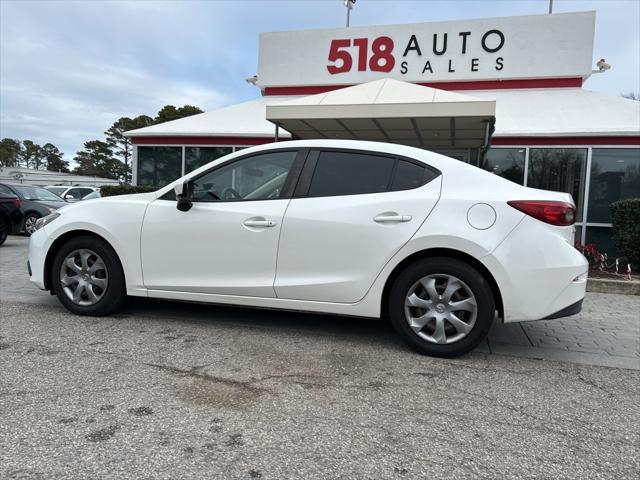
[1, 0, 639, 163]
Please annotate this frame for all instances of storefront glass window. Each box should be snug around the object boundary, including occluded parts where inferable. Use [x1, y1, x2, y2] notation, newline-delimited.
[574, 225, 582, 245]
[185, 147, 233, 173]
[527, 148, 587, 218]
[587, 148, 640, 224]
[480, 148, 525, 184]
[137, 147, 182, 187]
[585, 226, 618, 258]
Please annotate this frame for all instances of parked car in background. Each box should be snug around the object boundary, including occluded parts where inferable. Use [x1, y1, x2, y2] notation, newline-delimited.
[0, 183, 68, 236]
[0, 192, 24, 246]
[27, 140, 587, 358]
[81, 190, 101, 200]
[44, 186, 98, 202]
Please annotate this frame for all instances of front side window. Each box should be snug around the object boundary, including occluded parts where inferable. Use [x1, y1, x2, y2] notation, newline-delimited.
[191, 151, 297, 202]
[527, 148, 587, 218]
[308, 152, 396, 197]
[66, 188, 83, 200]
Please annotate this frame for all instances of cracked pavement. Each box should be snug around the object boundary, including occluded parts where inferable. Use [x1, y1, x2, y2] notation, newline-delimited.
[1, 237, 639, 479]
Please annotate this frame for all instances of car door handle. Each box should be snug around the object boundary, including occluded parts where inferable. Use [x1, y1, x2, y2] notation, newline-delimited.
[374, 213, 412, 223]
[243, 218, 277, 228]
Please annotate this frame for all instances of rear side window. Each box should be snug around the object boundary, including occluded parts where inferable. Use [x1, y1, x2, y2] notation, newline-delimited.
[308, 152, 395, 197]
[391, 160, 425, 191]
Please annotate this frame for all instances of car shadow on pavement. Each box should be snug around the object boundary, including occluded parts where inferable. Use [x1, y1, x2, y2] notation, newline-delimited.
[122, 296, 405, 348]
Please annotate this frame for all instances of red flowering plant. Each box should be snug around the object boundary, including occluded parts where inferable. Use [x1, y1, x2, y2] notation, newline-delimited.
[574, 241, 603, 269]
[574, 241, 636, 280]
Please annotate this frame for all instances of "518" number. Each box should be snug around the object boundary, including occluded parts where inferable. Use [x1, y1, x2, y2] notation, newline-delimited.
[326, 37, 395, 74]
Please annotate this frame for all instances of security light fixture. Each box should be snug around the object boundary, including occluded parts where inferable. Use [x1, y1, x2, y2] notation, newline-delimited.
[592, 58, 611, 74]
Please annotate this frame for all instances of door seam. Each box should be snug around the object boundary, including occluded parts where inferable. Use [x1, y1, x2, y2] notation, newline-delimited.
[272, 198, 293, 298]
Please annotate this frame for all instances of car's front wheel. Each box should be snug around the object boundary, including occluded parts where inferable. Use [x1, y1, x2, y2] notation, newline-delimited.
[51, 235, 126, 316]
[388, 257, 495, 357]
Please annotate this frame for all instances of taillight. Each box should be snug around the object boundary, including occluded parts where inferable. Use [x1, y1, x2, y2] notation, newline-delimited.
[508, 200, 576, 226]
[13, 198, 21, 209]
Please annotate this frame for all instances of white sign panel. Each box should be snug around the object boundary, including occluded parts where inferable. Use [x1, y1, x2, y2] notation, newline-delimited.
[258, 11, 595, 88]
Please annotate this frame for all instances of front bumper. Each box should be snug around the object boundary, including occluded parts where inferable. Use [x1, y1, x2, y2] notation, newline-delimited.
[28, 227, 53, 290]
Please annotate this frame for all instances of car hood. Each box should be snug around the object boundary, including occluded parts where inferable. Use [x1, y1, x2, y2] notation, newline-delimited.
[53, 191, 158, 214]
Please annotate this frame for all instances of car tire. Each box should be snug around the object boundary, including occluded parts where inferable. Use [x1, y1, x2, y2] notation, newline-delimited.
[51, 235, 127, 316]
[0, 217, 8, 246]
[388, 257, 495, 358]
[23, 212, 40, 236]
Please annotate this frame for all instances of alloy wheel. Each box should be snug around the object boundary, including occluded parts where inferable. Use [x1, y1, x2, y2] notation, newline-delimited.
[59, 249, 108, 306]
[404, 274, 477, 344]
[24, 215, 38, 235]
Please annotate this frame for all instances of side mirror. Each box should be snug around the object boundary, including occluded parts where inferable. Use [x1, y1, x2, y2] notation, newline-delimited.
[175, 181, 193, 212]
[65, 195, 76, 202]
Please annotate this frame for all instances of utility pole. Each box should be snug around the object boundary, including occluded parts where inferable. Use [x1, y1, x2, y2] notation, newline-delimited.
[345, 0, 356, 27]
[548, 0, 553, 14]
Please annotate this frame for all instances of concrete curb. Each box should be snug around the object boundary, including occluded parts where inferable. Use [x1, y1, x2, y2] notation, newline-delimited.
[489, 341, 640, 370]
[587, 278, 640, 295]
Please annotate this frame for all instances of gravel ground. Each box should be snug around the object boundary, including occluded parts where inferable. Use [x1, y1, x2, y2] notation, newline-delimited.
[1, 296, 639, 479]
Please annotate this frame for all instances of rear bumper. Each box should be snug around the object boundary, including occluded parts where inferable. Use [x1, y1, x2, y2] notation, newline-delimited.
[543, 298, 583, 320]
[481, 216, 588, 323]
[543, 299, 584, 320]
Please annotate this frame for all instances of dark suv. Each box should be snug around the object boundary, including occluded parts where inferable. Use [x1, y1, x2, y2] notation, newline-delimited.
[0, 183, 68, 236]
[0, 192, 24, 245]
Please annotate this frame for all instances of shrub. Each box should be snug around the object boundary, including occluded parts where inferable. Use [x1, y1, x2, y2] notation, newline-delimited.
[100, 185, 157, 197]
[610, 198, 640, 267]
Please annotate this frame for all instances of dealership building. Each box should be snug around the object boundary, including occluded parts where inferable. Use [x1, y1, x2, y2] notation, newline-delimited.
[126, 11, 640, 256]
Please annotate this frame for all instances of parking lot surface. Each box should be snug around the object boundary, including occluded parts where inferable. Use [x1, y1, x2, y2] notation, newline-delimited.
[1, 236, 639, 479]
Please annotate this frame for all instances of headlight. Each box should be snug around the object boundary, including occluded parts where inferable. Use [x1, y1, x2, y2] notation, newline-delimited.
[34, 211, 61, 231]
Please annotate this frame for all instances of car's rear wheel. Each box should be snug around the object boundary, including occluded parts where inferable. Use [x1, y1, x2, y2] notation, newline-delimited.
[388, 257, 495, 357]
[51, 235, 126, 316]
[23, 213, 40, 236]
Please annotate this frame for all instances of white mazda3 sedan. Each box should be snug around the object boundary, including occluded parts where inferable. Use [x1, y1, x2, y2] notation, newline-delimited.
[28, 140, 588, 357]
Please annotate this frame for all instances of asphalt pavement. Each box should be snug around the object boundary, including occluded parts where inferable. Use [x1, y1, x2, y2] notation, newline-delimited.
[1, 236, 639, 479]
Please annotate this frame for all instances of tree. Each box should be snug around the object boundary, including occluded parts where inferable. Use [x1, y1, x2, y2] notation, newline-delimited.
[154, 105, 203, 124]
[42, 143, 69, 172]
[621, 92, 639, 101]
[22, 140, 46, 170]
[0, 138, 22, 167]
[105, 115, 153, 183]
[73, 140, 126, 180]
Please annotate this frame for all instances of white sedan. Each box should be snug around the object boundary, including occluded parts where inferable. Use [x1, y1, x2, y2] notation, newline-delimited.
[28, 140, 587, 357]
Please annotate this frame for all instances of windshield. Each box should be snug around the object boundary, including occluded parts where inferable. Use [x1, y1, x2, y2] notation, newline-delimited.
[14, 185, 64, 201]
[45, 186, 66, 196]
